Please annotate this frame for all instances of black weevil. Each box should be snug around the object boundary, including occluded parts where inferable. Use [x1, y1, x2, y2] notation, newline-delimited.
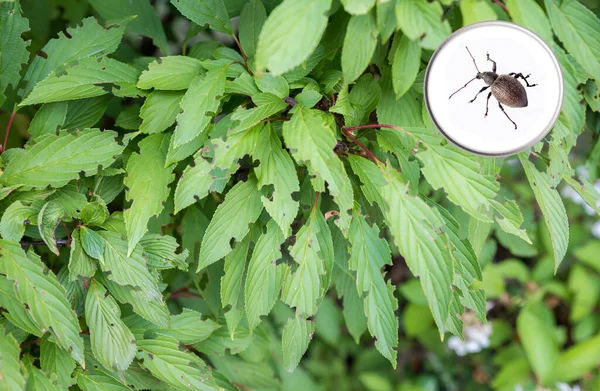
[449, 46, 537, 129]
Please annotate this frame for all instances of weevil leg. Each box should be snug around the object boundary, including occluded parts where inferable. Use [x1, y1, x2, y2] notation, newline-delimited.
[486, 52, 497, 73]
[468, 85, 490, 103]
[484, 91, 492, 117]
[498, 102, 517, 129]
[509, 72, 538, 87]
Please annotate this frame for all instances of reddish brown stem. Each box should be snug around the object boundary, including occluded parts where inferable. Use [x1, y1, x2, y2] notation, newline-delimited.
[1, 109, 17, 153]
[231, 34, 250, 71]
[491, 0, 509, 13]
[343, 123, 414, 137]
[342, 129, 381, 164]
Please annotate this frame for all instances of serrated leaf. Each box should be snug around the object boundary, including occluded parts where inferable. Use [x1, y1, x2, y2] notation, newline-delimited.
[281, 210, 328, 316]
[283, 106, 353, 232]
[137, 56, 204, 90]
[172, 67, 227, 147]
[157, 309, 220, 344]
[282, 316, 315, 373]
[0, 275, 42, 336]
[25, 366, 62, 391]
[377, 0, 397, 43]
[139, 91, 184, 134]
[245, 220, 286, 331]
[348, 211, 398, 366]
[195, 324, 254, 356]
[0, 240, 84, 365]
[79, 226, 105, 260]
[0, 201, 33, 242]
[417, 145, 499, 222]
[85, 280, 136, 371]
[255, 73, 289, 98]
[96, 231, 161, 301]
[341, 0, 376, 15]
[519, 155, 568, 271]
[87, 0, 168, 54]
[0, 1, 30, 106]
[254, 123, 299, 237]
[391, 34, 421, 99]
[396, 0, 451, 50]
[170, 0, 233, 34]
[0, 325, 27, 390]
[124, 133, 174, 255]
[211, 354, 279, 388]
[22, 17, 129, 96]
[239, 0, 267, 60]
[68, 228, 97, 281]
[20, 57, 140, 106]
[96, 274, 169, 328]
[37, 201, 64, 255]
[1, 129, 123, 190]
[139, 234, 189, 271]
[564, 175, 600, 215]
[137, 335, 219, 391]
[377, 163, 453, 336]
[460, 0, 497, 25]
[341, 13, 378, 84]
[28, 102, 68, 138]
[47, 182, 88, 219]
[492, 199, 532, 244]
[75, 368, 131, 391]
[63, 96, 112, 130]
[81, 202, 109, 227]
[506, 0, 553, 43]
[544, 0, 600, 83]
[230, 93, 288, 133]
[255, 0, 332, 75]
[40, 339, 75, 388]
[331, 74, 381, 127]
[198, 176, 263, 271]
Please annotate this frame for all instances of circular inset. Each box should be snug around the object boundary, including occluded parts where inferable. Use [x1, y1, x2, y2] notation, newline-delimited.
[424, 21, 563, 157]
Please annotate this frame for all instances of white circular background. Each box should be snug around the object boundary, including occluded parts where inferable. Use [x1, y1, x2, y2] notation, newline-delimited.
[425, 21, 563, 156]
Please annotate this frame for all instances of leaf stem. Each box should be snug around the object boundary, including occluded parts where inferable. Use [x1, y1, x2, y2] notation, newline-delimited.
[231, 34, 249, 71]
[21, 239, 69, 248]
[343, 123, 414, 138]
[342, 128, 381, 164]
[1, 108, 17, 154]
[491, 0, 509, 14]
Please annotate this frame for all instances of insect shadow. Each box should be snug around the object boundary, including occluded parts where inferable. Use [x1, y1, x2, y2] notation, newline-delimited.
[449, 46, 537, 129]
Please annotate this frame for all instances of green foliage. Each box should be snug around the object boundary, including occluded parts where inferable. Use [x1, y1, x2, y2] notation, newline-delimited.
[1, 1, 599, 389]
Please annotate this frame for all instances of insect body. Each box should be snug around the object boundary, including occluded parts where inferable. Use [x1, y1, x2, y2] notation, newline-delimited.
[449, 47, 537, 129]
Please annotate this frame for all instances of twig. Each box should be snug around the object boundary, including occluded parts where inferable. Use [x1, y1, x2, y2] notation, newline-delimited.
[170, 286, 202, 299]
[343, 123, 414, 138]
[21, 239, 69, 248]
[1, 109, 17, 153]
[491, 0, 509, 14]
[342, 128, 381, 164]
[231, 34, 249, 71]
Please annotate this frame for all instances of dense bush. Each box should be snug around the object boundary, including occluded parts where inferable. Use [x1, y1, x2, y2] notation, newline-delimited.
[0, 0, 599, 390]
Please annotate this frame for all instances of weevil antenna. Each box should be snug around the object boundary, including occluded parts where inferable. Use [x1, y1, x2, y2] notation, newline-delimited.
[465, 46, 480, 73]
[449, 77, 477, 99]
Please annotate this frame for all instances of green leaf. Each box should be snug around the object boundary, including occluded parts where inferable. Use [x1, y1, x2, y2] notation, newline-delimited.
[41, 337, 78, 389]
[391, 34, 421, 99]
[460, 0, 497, 25]
[96, 274, 169, 328]
[137, 56, 204, 90]
[377, 0, 397, 43]
[124, 133, 175, 255]
[519, 155, 568, 271]
[283, 107, 353, 233]
[158, 309, 220, 344]
[238, 0, 267, 60]
[75, 368, 131, 391]
[1, 129, 123, 190]
[22, 17, 129, 96]
[139, 91, 184, 134]
[172, 67, 227, 147]
[87, 0, 169, 54]
[282, 316, 315, 373]
[25, 366, 62, 391]
[281, 210, 329, 316]
[255, 73, 289, 98]
[331, 74, 381, 127]
[544, 0, 600, 83]
[137, 335, 219, 391]
[37, 201, 64, 255]
[79, 226, 106, 260]
[139, 234, 189, 271]
[0, 240, 84, 365]
[0, 1, 30, 106]
[81, 202, 109, 227]
[341, 0, 375, 15]
[28, 102, 68, 138]
[245, 220, 286, 331]
[376, 163, 453, 336]
[85, 280, 136, 371]
[254, 123, 299, 237]
[417, 145, 499, 222]
[68, 228, 98, 280]
[230, 93, 288, 133]
[255, 0, 332, 75]
[0, 325, 27, 390]
[517, 305, 559, 385]
[564, 175, 600, 215]
[348, 211, 398, 367]
[555, 333, 600, 382]
[0, 201, 33, 242]
[63, 96, 112, 130]
[491, 199, 532, 244]
[211, 354, 279, 388]
[170, 0, 233, 34]
[198, 176, 264, 271]
[506, 0, 553, 43]
[395, 0, 451, 50]
[20, 57, 140, 106]
[342, 13, 378, 84]
[96, 231, 161, 301]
